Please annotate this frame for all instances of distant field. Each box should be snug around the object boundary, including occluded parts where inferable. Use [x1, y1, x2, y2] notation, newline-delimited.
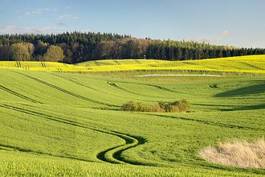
[1, 55, 265, 74]
[78, 55, 265, 73]
[0, 56, 265, 176]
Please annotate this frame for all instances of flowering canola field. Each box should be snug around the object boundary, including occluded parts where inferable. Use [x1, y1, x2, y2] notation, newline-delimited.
[0, 55, 265, 74]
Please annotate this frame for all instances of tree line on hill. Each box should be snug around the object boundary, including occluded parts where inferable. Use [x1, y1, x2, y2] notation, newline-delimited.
[0, 32, 264, 63]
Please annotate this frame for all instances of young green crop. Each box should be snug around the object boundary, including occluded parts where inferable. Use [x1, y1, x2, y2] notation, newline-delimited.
[0, 58, 265, 176]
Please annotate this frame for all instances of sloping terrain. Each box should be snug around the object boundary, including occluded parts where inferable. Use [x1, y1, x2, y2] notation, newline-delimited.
[1, 55, 265, 74]
[0, 57, 265, 176]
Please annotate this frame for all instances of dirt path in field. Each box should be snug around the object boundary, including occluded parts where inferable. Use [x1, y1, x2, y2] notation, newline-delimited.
[136, 74, 224, 77]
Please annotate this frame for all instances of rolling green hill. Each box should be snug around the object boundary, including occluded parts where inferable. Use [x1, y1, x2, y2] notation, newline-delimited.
[0, 57, 265, 176]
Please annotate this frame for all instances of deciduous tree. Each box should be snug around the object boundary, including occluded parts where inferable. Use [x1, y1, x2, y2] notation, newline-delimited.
[43, 45, 65, 62]
[10, 42, 34, 61]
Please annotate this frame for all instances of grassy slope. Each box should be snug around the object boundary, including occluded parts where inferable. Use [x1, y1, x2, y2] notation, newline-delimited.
[0, 56, 265, 176]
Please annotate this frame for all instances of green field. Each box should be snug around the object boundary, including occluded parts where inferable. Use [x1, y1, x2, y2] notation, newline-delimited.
[0, 56, 265, 176]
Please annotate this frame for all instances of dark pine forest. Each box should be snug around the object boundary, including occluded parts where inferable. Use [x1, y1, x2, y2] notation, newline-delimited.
[0, 32, 265, 63]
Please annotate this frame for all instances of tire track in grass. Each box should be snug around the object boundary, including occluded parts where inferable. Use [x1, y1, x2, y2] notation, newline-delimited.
[239, 62, 264, 71]
[53, 74, 146, 103]
[110, 133, 152, 166]
[0, 84, 42, 104]
[14, 72, 118, 107]
[0, 104, 86, 127]
[106, 81, 159, 98]
[1, 103, 264, 169]
[0, 143, 93, 162]
[107, 81, 182, 100]
[55, 73, 179, 100]
[150, 84, 180, 94]
[51, 74, 98, 91]
[0, 104, 149, 166]
[96, 132, 149, 165]
[148, 114, 265, 131]
[53, 74, 148, 102]
[115, 80, 181, 94]
[2, 104, 264, 174]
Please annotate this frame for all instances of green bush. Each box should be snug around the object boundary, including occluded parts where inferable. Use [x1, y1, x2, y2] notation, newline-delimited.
[121, 100, 189, 113]
[121, 101, 163, 112]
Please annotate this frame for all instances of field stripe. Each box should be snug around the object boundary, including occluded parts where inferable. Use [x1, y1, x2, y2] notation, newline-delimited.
[0, 104, 152, 166]
[52, 74, 98, 91]
[14, 72, 118, 107]
[53, 74, 148, 102]
[0, 84, 42, 104]
[239, 62, 265, 70]
[0, 143, 93, 162]
[106, 81, 161, 98]
[149, 114, 265, 131]
[115, 80, 181, 94]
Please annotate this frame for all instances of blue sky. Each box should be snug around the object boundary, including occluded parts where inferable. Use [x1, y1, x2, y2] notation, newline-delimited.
[0, 0, 264, 47]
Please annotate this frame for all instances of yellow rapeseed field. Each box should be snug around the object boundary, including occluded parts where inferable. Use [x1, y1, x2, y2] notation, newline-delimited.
[1, 55, 265, 74]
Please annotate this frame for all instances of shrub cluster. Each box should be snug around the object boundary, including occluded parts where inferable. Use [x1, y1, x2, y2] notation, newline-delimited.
[121, 99, 189, 113]
[121, 101, 163, 112]
[159, 99, 190, 112]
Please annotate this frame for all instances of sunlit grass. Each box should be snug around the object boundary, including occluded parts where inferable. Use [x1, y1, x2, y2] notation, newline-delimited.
[1, 57, 265, 176]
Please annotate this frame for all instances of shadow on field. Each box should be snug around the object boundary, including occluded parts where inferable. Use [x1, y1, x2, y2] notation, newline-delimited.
[222, 103, 265, 111]
[145, 113, 264, 131]
[215, 81, 265, 97]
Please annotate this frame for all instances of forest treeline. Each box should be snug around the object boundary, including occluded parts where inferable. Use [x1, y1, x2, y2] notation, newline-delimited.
[0, 32, 265, 63]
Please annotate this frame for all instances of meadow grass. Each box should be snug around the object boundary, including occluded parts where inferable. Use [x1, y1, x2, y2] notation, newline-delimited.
[0, 57, 265, 176]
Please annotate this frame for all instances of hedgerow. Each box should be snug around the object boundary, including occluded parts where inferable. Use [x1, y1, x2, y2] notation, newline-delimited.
[121, 100, 190, 112]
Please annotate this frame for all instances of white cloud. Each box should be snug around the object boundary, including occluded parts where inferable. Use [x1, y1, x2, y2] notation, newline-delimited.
[0, 25, 63, 34]
[56, 22, 67, 27]
[24, 8, 57, 16]
[57, 14, 80, 20]
[0, 25, 92, 35]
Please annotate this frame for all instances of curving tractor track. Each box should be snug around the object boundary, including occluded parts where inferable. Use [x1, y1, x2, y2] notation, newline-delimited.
[0, 103, 149, 166]
[96, 131, 147, 165]
[0, 72, 153, 166]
